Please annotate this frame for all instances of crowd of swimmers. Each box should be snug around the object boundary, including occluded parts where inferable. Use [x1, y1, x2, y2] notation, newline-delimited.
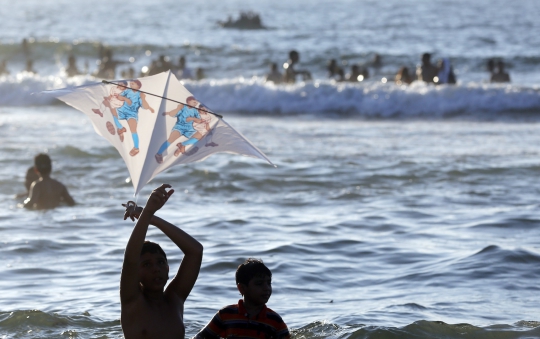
[264, 50, 511, 85]
[0, 38, 513, 86]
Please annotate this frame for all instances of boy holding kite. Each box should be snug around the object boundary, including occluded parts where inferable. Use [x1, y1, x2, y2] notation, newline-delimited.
[121, 184, 203, 339]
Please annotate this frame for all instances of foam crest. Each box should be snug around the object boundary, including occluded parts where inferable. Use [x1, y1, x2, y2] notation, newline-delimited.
[2, 76, 540, 118]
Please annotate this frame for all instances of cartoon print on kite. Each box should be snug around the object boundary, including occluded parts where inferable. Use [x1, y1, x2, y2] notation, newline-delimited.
[114, 80, 155, 156]
[155, 96, 205, 164]
[92, 81, 127, 118]
[194, 104, 218, 148]
[92, 81, 126, 136]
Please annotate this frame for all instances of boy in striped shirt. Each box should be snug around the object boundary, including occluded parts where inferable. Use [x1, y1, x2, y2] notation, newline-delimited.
[195, 258, 290, 339]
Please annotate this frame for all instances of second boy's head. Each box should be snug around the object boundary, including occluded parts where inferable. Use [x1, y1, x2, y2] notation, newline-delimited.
[198, 104, 209, 116]
[236, 258, 272, 306]
[139, 241, 169, 291]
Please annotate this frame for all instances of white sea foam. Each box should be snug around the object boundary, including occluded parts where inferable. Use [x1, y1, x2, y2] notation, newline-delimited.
[7, 75, 539, 118]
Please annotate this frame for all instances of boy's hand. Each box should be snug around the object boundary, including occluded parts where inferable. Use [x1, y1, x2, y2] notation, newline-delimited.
[144, 184, 174, 214]
[122, 201, 143, 221]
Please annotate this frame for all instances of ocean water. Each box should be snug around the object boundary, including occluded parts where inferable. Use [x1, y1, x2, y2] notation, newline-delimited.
[1, 0, 540, 338]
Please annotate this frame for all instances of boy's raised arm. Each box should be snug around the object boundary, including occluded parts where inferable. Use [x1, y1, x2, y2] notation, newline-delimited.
[153, 214, 203, 301]
[120, 184, 173, 304]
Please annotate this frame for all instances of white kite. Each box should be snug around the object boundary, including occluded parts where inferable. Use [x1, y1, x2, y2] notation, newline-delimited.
[45, 71, 273, 195]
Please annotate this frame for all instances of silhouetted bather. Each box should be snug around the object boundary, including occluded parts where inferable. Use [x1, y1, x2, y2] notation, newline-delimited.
[283, 50, 311, 84]
[491, 60, 510, 83]
[416, 53, 438, 83]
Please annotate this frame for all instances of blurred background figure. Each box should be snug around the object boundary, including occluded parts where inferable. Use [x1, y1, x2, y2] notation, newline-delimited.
[371, 53, 382, 68]
[265, 62, 282, 83]
[436, 58, 456, 85]
[121, 66, 136, 79]
[95, 48, 125, 79]
[346, 64, 363, 82]
[487, 58, 495, 75]
[327, 59, 341, 79]
[395, 66, 413, 85]
[21, 38, 30, 60]
[65, 54, 82, 77]
[0, 59, 10, 76]
[196, 67, 205, 80]
[336, 68, 345, 82]
[148, 55, 174, 76]
[417, 53, 438, 83]
[176, 56, 193, 79]
[370, 53, 382, 76]
[25, 59, 37, 74]
[283, 50, 311, 83]
[491, 60, 511, 83]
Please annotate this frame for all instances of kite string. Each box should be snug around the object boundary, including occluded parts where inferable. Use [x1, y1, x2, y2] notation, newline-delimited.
[102, 79, 223, 118]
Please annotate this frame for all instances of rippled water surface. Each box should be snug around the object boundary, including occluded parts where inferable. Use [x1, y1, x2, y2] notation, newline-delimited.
[2, 0, 540, 338]
[1, 107, 540, 338]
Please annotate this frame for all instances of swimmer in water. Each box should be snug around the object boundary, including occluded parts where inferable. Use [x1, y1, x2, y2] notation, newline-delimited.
[23, 153, 75, 209]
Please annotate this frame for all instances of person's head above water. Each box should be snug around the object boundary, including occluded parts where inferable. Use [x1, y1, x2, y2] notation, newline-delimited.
[34, 153, 52, 176]
[289, 50, 299, 63]
[236, 258, 272, 286]
[236, 258, 273, 306]
[422, 53, 431, 65]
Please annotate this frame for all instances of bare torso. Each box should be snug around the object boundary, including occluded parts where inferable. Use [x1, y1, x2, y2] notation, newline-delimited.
[121, 292, 185, 339]
[25, 177, 75, 209]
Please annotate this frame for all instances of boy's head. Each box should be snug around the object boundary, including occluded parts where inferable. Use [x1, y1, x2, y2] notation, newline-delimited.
[141, 241, 167, 260]
[186, 96, 199, 107]
[236, 258, 272, 306]
[130, 79, 142, 91]
[34, 153, 52, 176]
[139, 241, 169, 291]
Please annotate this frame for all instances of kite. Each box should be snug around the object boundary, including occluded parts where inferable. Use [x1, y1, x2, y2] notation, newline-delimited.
[45, 71, 273, 196]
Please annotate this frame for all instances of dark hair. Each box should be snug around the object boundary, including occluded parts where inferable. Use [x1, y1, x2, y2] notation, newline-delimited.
[131, 79, 142, 88]
[141, 241, 167, 260]
[236, 258, 271, 285]
[34, 153, 52, 175]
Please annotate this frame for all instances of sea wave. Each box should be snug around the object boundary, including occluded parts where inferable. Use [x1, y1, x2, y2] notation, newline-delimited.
[3, 75, 540, 118]
[1, 310, 539, 339]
